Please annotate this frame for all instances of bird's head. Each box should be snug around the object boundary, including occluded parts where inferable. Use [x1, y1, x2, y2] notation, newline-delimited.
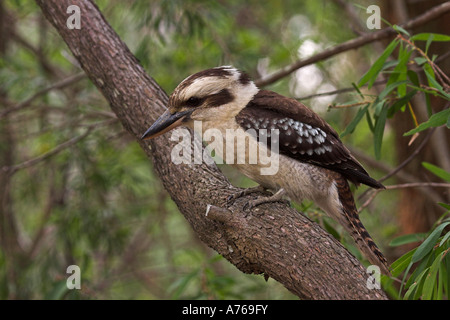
[141, 66, 259, 140]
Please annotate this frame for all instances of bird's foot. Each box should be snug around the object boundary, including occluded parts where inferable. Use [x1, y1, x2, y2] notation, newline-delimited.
[226, 185, 268, 206]
[227, 186, 290, 210]
[244, 188, 289, 210]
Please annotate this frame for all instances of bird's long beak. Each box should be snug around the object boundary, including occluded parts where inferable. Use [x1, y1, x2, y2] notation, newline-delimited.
[141, 109, 192, 140]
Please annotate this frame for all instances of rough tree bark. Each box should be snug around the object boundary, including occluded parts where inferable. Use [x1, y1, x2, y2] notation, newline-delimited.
[35, 0, 388, 299]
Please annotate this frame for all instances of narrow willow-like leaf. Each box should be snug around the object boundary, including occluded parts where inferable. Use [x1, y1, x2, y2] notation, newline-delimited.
[407, 70, 420, 86]
[439, 232, 450, 247]
[378, 80, 409, 100]
[404, 108, 450, 136]
[425, 33, 434, 55]
[422, 251, 444, 300]
[389, 233, 426, 247]
[387, 90, 417, 118]
[422, 162, 450, 182]
[411, 222, 450, 264]
[358, 39, 399, 88]
[410, 33, 450, 42]
[393, 24, 410, 37]
[373, 105, 387, 159]
[404, 268, 428, 300]
[391, 248, 415, 278]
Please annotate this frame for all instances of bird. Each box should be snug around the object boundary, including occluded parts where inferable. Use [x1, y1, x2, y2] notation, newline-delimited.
[141, 66, 390, 275]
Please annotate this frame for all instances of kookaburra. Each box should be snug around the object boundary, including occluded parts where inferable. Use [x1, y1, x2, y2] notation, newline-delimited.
[142, 66, 390, 275]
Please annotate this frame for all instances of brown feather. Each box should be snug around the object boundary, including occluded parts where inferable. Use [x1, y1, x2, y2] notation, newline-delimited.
[236, 90, 384, 189]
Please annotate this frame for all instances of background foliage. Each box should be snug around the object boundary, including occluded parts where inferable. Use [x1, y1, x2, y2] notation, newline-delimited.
[0, 0, 448, 299]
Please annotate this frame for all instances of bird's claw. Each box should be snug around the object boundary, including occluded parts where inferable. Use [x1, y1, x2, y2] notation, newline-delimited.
[226, 185, 267, 207]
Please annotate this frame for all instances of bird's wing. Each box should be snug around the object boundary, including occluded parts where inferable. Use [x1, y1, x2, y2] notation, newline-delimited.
[236, 90, 383, 189]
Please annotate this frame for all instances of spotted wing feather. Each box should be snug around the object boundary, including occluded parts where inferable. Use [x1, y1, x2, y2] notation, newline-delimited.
[236, 90, 384, 189]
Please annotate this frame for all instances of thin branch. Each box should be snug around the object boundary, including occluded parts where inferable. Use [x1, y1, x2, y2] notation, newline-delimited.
[349, 146, 445, 206]
[4, 128, 92, 175]
[3, 118, 116, 175]
[329, 101, 373, 109]
[255, 2, 450, 87]
[359, 181, 450, 212]
[297, 80, 386, 101]
[379, 128, 435, 183]
[9, 26, 62, 78]
[386, 182, 450, 190]
[0, 72, 86, 119]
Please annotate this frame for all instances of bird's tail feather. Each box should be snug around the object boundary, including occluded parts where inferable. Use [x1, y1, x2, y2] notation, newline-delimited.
[333, 175, 391, 275]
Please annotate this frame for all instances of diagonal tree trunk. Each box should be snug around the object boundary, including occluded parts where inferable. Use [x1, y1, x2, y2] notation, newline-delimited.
[35, 0, 388, 299]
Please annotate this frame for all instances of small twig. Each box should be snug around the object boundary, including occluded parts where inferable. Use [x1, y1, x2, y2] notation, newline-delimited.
[0, 72, 86, 119]
[329, 101, 373, 109]
[205, 204, 233, 224]
[378, 128, 435, 183]
[297, 80, 386, 101]
[359, 181, 450, 212]
[385, 182, 450, 190]
[350, 147, 445, 205]
[3, 118, 116, 175]
[4, 128, 93, 175]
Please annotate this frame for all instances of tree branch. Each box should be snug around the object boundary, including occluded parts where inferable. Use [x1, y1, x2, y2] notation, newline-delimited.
[359, 182, 450, 212]
[5, 126, 92, 174]
[255, 2, 450, 87]
[0, 72, 86, 119]
[34, 0, 389, 299]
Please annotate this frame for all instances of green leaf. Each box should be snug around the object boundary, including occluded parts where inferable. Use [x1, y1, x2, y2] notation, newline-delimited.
[414, 57, 427, 66]
[438, 202, 450, 210]
[445, 252, 450, 297]
[404, 108, 450, 136]
[439, 231, 450, 247]
[425, 33, 434, 55]
[381, 60, 399, 71]
[351, 82, 364, 99]
[407, 70, 420, 86]
[422, 162, 450, 182]
[389, 233, 427, 247]
[391, 248, 415, 277]
[379, 80, 409, 100]
[340, 104, 369, 137]
[404, 268, 428, 300]
[422, 251, 444, 300]
[373, 99, 386, 116]
[411, 222, 450, 264]
[373, 105, 387, 160]
[366, 109, 374, 132]
[393, 24, 410, 37]
[424, 68, 444, 92]
[437, 260, 445, 300]
[387, 89, 417, 118]
[391, 45, 411, 97]
[410, 33, 450, 42]
[359, 39, 399, 89]
[423, 68, 450, 100]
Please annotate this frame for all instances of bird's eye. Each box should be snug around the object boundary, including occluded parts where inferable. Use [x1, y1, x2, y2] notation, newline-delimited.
[186, 96, 202, 107]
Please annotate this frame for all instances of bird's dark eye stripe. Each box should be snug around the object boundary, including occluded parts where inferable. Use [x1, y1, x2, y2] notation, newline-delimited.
[186, 96, 203, 107]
